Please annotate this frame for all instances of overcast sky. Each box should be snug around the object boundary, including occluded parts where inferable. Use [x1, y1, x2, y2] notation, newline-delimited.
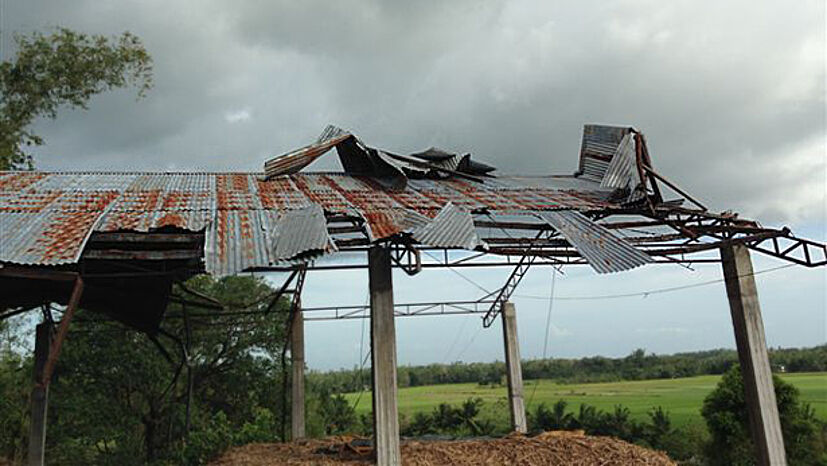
[2, 1, 824, 370]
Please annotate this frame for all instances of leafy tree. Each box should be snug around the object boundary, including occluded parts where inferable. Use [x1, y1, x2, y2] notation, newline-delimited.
[702, 365, 826, 465]
[645, 406, 672, 447]
[313, 389, 358, 435]
[38, 275, 290, 465]
[0, 27, 152, 169]
[532, 400, 574, 431]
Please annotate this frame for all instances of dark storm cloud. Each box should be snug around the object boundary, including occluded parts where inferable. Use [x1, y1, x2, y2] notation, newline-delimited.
[2, 0, 824, 223]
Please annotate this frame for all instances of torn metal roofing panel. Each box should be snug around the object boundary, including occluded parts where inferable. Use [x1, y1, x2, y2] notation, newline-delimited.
[600, 133, 638, 190]
[578, 124, 632, 182]
[411, 202, 483, 250]
[97, 209, 213, 233]
[538, 210, 652, 274]
[600, 133, 645, 204]
[269, 204, 337, 263]
[264, 125, 352, 178]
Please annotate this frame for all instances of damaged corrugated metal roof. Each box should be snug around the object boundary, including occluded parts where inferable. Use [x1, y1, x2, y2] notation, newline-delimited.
[0, 124, 656, 275]
[538, 210, 653, 273]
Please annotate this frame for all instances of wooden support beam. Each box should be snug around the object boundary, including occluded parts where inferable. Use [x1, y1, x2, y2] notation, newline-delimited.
[81, 249, 200, 260]
[28, 323, 51, 466]
[291, 309, 306, 440]
[369, 246, 401, 465]
[501, 302, 527, 433]
[88, 232, 201, 243]
[721, 243, 787, 466]
[40, 277, 83, 387]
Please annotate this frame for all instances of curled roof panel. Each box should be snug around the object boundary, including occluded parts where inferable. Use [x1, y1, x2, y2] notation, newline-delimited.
[538, 210, 652, 273]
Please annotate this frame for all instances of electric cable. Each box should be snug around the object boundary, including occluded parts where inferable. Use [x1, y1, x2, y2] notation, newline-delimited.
[515, 263, 794, 302]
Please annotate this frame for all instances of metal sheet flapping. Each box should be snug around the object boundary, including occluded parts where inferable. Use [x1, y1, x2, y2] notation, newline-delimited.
[600, 133, 645, 204]
[578, 124, 632, 181]
[269, 204, 336, 263]
[538, 210, 652, 274]
[600, 133, 638, 189]
[411, 202, 482, 250]
[264, 125, 351, 178]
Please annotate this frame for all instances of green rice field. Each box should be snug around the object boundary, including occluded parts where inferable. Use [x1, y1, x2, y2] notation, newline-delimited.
[345, 372, 827, 427]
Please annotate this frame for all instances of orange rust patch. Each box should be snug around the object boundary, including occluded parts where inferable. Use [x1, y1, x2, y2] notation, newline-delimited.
[0, 172, 46, 191]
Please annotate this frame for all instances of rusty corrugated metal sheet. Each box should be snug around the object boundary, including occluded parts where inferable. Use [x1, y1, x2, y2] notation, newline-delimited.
[264, 126, 351, 178]
[205, 210, 271, 277]
[578, 124, 632, 181]
[599, 132, 645, 204]
[538, 210, 652, 273]
[269, 204, 336, 263]
[411, 202, 482, 250]
[360, 208, 431, 240]
[0, 170, 624, 271]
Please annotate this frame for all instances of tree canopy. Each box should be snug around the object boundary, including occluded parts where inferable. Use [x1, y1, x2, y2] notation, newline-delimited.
[702, 365, 826, 465]
[0, 28, 153, 169]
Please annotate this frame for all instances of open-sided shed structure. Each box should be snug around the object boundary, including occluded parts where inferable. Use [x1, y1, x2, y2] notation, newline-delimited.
[2, 124, 824, 465]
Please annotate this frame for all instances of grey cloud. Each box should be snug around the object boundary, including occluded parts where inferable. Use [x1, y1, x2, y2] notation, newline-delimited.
[3, 0, 824, 224]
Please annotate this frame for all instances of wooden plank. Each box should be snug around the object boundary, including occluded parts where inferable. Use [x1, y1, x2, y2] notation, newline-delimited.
[0, 267, 78, 281]
[88, 232, 201, 243]
[82, 249, 200, 260]
[721, 243, 787, 466]
[39, 277, 83, 387]
[369, 246, 401, 465]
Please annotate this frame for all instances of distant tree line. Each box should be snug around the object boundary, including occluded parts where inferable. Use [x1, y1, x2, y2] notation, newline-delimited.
[308, 345, 827, 394]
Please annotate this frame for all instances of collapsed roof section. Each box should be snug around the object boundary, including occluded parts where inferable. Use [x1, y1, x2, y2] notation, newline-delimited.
[264, 125, 497, 188]
[0, 124, 666, 283]
[4, 123, 826, 332]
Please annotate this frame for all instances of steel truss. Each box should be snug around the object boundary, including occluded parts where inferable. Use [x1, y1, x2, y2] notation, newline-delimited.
[300, 300, 496, 321]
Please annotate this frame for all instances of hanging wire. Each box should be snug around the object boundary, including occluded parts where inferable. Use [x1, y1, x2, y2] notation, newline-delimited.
[442, 314, 472, 364]
[527, 267, 559, 408]
[422, 250, 492, 295]
[350, 290, 371, 410]
[515, 263, 794, 301]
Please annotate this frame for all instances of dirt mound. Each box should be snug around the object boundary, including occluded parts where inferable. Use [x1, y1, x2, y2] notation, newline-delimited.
[211, 431, 676, 465]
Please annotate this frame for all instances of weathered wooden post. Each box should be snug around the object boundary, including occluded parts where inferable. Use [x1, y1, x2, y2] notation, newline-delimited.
[29, 277, 83, 466]
[291, 308, 306, 440]
[369, 245, 401, 465]
[501, 301, 527, 433]
[721, 243, 786, 466]
[28, 323, 51, 466]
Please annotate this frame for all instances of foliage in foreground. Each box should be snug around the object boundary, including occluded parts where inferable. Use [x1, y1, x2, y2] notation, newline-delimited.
[702, 365, 826, 466]
[0, 27, 153, 169]
[0, 276, 294, 465]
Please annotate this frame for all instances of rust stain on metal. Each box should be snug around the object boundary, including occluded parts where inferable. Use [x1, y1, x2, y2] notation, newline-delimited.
[0, 191, 62, 212]
[154, 212, 187, 229]
[0, 172, 46, 191]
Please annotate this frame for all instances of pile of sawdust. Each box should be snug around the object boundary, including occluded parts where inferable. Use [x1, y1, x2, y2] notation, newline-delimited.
[211, 431, 676, 465]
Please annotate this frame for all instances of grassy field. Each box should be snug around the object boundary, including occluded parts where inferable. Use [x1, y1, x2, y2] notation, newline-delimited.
[345, 372, 826, 427]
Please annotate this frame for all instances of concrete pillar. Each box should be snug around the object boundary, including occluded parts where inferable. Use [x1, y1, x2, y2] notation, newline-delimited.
[291, 308, 305, 440]
[501, 302, 527, 433]
[28, 323, 51, 466]
[721, 243, 786, 466]
[369, 246, 401, 465]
